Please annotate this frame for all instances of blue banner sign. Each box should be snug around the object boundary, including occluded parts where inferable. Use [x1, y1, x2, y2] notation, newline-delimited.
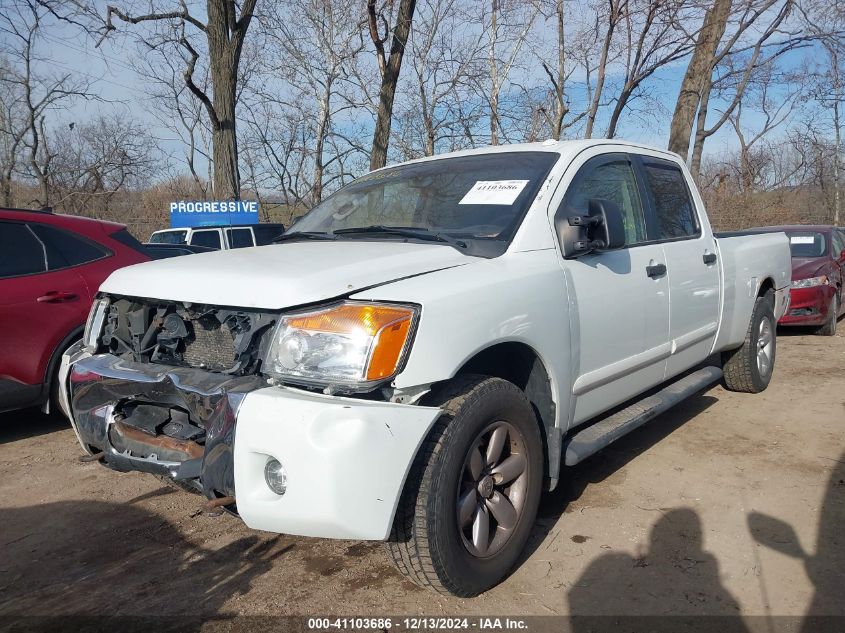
[170, 200, 259, 228]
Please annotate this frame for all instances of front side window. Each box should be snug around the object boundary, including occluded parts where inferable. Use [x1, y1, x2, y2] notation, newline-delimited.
[787, 231, 827, 258]
[253, 225, 285, 245]
[642, 162, 699, 240]
[0, 222, 46, 278]
[149, 230, 187, 244]
[289, 152, 560, 255]
[29, 224, 108, 269]
[190, 230, 222, 249]
[562, 158, 647, 246]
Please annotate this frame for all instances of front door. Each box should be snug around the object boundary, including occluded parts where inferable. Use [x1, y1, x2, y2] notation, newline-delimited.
[557, 153, 671, 424]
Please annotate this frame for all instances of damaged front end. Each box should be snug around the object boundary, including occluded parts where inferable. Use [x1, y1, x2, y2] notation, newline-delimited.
[67, 296, 277, 506]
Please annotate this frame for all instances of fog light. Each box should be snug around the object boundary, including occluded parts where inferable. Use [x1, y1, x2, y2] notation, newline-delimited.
[264, 457, 287, 495]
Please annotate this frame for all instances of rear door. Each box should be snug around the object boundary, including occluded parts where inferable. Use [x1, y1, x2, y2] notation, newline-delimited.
[634, 155, 720, 378]
[0, 221, 92, 396]
[558, 152, 671, 424]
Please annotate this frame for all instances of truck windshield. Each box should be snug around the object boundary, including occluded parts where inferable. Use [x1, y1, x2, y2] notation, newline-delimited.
[288, 152, 559, 257]
[149, 230, 187, 245]
[787, 232, 827, 258]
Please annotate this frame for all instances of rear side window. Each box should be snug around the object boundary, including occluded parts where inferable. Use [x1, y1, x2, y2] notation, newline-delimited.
[226, 228, 254, 248]
[29, 224, 109, 269]
[253, 225, 285, 245]
[642, 162, 699, 240]
[190, 230, 222, 249]
[0, 222, 46, 278]
[110, 228, 149, 255]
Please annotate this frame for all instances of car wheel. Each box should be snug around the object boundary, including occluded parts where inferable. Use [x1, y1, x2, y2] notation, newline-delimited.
[386, 375, 543, 597]
[816, 295, 838, 337]
[722, 291, 776, 393]
[48, 336, 81, 417]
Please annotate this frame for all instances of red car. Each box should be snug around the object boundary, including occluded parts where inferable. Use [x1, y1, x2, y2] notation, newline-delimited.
[748, 225, 845, 335]
[0, 208, 150, 414]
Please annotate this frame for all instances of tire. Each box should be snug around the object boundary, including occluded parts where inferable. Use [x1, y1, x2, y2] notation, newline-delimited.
[386, 375, 543, 597]
[48, 335, 81, 417]
[816, 294, 838, 337]
[722, 292, 776, 393]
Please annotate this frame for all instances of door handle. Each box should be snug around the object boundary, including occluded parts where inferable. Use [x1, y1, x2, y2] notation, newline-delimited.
[37, 291, 79, 303]
[646, 262, 667, 278]
[703, 252, 717, 265]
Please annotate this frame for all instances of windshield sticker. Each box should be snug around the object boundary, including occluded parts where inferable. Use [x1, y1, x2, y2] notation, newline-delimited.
[790, 236, 815, 244]
[459, 180, 529, 205]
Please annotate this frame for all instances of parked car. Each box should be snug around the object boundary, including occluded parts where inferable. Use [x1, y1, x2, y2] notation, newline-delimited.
[0, 208, 150, 414]
[148, 223, 285, 250]
[733, 225, 845, 335]
[143, 243, 216, 259]
[59, 140, 791, 596]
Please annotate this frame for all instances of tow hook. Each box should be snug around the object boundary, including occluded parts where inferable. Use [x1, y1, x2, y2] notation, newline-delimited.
[79, 452, 105, 463]
[196, 495, 236, 518]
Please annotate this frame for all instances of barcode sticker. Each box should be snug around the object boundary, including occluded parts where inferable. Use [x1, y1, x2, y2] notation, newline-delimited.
[459, 180, 529, 206]
[790, 236, 815, 244]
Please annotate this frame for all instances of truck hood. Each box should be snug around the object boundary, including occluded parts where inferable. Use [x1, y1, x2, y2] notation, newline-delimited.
[100, 241, 477, 309]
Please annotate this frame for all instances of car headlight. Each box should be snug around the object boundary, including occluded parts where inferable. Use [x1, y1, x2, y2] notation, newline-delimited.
[83, 297, 110, 353]
[792, 275, 829, 288]
[265, 301, 418, 389]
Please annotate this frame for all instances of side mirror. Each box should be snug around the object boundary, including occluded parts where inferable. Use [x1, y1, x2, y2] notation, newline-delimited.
[556, 198, 626, 259]
[747, 511, 808, 560]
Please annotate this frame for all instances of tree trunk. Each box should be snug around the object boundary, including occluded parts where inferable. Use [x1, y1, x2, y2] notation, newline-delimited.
[605, 85, 632, 139]
[689, 73, 713, 180]
[370, 0, 417, 170]
[585, 0, 617, 139]
[667, 0, 731, 159]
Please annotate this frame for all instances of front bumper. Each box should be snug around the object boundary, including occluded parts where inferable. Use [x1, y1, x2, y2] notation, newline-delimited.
[778, 285, 835, 326]
[61, 348, 441, 540]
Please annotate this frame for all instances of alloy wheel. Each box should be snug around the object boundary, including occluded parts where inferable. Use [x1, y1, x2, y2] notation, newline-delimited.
[456, 421, 530, 558]
[757, 316, 774, 377]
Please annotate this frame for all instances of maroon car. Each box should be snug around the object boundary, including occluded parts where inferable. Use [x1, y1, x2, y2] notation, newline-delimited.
[0, 208, 150, 414]
[748, 225, 845, 335]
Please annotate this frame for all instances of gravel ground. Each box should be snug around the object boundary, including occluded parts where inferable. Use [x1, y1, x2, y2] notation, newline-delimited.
[0, 329, 843, 622]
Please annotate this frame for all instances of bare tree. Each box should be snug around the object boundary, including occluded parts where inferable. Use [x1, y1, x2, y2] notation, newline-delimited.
[667, 0, 731, 158]
[0, 0, 94, 207]
[604, 0, 699, 138]
[367, 0, 417, 169]
[584, 0, 627, 138]
[98, 0, 257, 200]
[48, 114, 165, 215]
[258, 0, 366, 204]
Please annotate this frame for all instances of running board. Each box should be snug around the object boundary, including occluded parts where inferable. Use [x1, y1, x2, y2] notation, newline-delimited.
[564, 366, 723, 467]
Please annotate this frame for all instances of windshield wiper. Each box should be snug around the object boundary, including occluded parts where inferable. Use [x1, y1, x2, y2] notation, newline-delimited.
[333, 225, 467, 249]
[273, 231, 337, 243]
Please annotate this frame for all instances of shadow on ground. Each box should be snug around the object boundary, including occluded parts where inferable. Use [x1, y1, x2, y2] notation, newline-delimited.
[0, 498, 291, 617]
[0, 408, 68, 445]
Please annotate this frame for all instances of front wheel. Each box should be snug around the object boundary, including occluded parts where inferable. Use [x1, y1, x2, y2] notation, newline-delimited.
[386, 375, 543, 597]
[722, 292, 776, 393]
[816, 294, 839, 336]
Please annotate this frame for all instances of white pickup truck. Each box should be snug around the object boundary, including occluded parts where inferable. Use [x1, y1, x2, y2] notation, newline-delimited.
[60, 139, 791, 597]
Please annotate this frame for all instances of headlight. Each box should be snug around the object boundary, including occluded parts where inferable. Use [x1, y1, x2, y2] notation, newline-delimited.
[265, 301, 418, 389]
[792, 276, 829, 288]
[83, 297, 110, 353]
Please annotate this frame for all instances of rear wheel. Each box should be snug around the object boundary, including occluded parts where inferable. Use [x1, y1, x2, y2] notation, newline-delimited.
[723, 292, 776, 393]
[816, 295, 839, 336]
[386, 375, 543, 597]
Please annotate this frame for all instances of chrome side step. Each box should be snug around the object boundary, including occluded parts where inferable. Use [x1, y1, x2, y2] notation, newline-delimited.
[564, 366, 723, 467]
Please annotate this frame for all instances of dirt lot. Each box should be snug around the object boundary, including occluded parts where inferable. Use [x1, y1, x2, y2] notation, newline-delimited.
[1, 330, 843, 622]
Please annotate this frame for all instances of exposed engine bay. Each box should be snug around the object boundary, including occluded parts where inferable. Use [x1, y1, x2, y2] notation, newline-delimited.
[100, 296, 278, 375]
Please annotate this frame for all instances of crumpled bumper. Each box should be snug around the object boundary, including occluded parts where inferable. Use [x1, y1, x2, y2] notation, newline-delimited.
[61, 345, 441, 540]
